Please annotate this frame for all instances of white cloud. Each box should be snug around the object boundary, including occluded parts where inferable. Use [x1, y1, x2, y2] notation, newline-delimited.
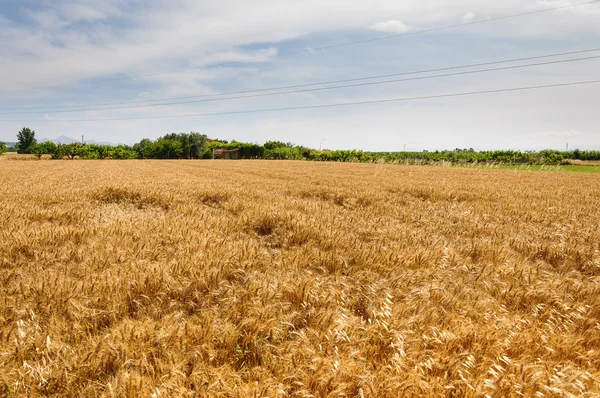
[23, 1, 121, 29]
[188, 47, 278, 67]
[2, 1, 599, 94]
[58, 2, 118, 22]
[369, 20, 410, 33]
[463, 12, 475, 22]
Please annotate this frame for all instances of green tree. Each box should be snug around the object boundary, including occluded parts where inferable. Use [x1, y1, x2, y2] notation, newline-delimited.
[31, 144, 45, 159]
[186, 132, 207, 159]
[84, 144, 110, 159]
[149, 138, 183, 159]
[264, 141, 289, 150]
[16, 128, 37, 154]
[133, 138, 153, 159]
[161, 132, 207, 159]
[0, 142, 7, 155]
[108, 145, 138, 159]
[30, 141, 58, 159]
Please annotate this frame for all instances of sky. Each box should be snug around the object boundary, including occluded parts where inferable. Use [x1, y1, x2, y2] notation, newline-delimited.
[0, 0, 598, 151]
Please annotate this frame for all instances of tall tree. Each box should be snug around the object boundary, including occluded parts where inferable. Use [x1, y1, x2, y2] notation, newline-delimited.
[150, 138, 183, 159]
[187, 132, 207, 159]
[133, 138, 153, 159]
[16, 128, 37, 154]
[161, 132, 207, 159]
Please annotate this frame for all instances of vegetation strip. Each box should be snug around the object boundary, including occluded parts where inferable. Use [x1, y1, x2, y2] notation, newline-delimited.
[2, 128, 599, 167]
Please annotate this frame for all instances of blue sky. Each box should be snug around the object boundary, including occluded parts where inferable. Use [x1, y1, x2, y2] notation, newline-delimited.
[0, 0, 599, 150]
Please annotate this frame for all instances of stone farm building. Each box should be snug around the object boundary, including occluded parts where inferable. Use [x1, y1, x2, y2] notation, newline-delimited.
[212, 148, 240, 160]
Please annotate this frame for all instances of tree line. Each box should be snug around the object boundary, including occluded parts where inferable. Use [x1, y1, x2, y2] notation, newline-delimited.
[2, 128, 210, 160]
[1, 127, 600, 165]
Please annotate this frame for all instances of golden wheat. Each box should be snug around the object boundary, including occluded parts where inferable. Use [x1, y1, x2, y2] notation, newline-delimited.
[0, 160, 599, 397]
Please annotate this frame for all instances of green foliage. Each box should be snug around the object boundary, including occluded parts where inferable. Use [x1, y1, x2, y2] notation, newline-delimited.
[109, 145, 138, 160]
[46, 143, 101, 159]
[162, 132, 207, 159]
[130, 132, 208, 159]
[2, 142, 17, 152]
[11, 132, 206, 160]
[79, 144, 106, 159]
[147, 138, 183, 159]
[207, 141, 264, 159]
[539, 150, 564, 165]
[0, 142, 7, 155]
[16, 128, 37, 154]
[41, 141, 58, 155]
[30, 142, 57, 159]
[264, 141, 293, 150]
[265, 146, 303, 160]
[55, 143, 78, 159]
[13, 130, 600, 165]
[133, 139, 153, 159]
[564, 149, 600, 161]
[262, 142, 300, 159]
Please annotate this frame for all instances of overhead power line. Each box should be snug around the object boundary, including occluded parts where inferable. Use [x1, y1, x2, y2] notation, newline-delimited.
[1, 55, 597, 115]
[2, 79, 597, 123]
[1, 0, 598, 94]
[4, 47, 600, 112]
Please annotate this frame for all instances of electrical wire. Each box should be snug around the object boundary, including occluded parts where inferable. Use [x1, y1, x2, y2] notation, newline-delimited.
[4, 47, 600, 111]
[1, 79, 597, 123]
[1, 55, 597, 115]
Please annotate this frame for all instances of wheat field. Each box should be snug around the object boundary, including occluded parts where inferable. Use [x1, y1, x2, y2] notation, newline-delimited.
[0, 160, 599, 397]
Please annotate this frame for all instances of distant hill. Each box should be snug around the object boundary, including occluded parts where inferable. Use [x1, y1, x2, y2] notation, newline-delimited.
[40, 136, 116, 146]
[87, 140, 118, 146]
[44, 135, 78, 144]
[40, 135, 78, 144]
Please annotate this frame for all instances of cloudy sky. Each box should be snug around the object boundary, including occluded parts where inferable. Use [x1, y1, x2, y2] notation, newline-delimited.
[0, 0, 598, 150]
